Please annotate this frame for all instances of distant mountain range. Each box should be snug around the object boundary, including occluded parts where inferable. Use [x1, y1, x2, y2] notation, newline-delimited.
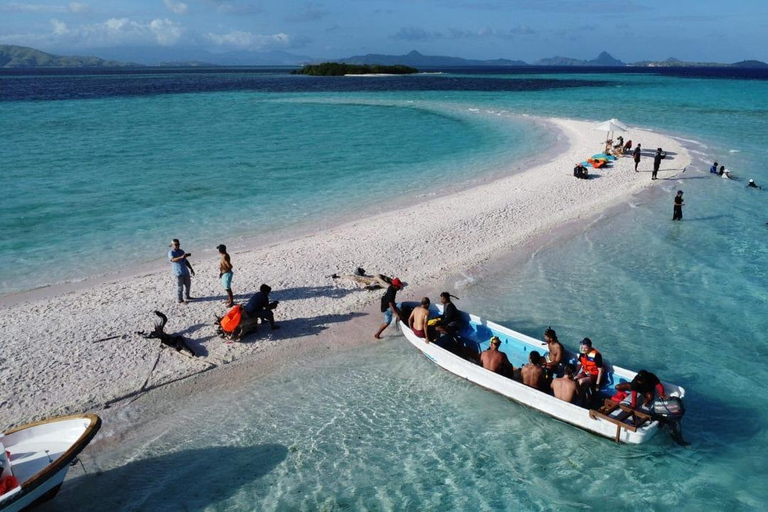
[2, 45, 766, 69]
[334, 50, 527, 67]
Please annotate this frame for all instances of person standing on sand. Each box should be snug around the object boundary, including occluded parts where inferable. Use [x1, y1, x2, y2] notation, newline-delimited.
[217, 244, 234, 307]
[652, 148, 667, 180]
[633, 144, 642, 172]
[673, 190, 685, 221]
[374, 277, 404, 339]
[168, 239, 195, 303]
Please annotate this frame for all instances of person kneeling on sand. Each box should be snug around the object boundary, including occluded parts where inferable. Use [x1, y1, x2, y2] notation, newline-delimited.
[551, 364, 580, 404]
[242, 284, 280, 331]
[480, 336, 513, 376]
[409, 297, 432, 343]
[522, 351, 545, 390]
[374, 277, 404, 339]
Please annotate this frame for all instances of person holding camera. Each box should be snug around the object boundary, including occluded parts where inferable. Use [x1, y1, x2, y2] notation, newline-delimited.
[168, 238, 195, 303]
[243, 284, 280, 330]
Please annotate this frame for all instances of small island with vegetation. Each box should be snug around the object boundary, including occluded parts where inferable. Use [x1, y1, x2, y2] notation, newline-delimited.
[292, 62, 418, 76]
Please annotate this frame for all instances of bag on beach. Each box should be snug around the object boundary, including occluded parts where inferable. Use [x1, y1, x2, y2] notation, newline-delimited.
[220, 305, 243, 333]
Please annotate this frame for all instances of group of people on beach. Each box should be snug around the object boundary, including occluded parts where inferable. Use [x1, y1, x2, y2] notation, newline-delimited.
[168, 239, 280, 333]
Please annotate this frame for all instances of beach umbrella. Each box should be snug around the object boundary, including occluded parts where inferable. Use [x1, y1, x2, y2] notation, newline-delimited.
[594, 118, 628, 142]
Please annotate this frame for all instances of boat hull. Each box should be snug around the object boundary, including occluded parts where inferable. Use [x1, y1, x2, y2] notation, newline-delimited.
[1, 414, 101, 512]
[398, 304, 684, 444]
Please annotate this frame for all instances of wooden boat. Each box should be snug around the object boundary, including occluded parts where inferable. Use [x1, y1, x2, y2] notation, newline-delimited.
[0, 414, 101, 511]
[398, 304, 685, 444]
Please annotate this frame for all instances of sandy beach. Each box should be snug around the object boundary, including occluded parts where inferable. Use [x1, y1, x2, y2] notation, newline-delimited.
[0, 117, 690, 427]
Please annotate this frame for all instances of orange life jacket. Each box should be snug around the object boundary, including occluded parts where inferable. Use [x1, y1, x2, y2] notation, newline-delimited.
[579, 349, 601, 376]
[220, 305, 243, 333]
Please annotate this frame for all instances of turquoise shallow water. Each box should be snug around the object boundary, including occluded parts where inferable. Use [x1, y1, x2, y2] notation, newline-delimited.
[0, 93, 540, 295]
[8, 70, 768, 510]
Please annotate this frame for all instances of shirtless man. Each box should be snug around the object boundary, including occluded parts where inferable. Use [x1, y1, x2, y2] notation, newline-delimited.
[521, 351, 545, 390]
[408, 297, 431, 343]
[551, 364, 579, 404]
[217, 244, 234, 307]
[541, 327, 564, 376]
[480, 336, 513, 375]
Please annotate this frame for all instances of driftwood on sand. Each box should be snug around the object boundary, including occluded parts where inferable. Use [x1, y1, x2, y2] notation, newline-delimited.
[332, 268, 393, 290]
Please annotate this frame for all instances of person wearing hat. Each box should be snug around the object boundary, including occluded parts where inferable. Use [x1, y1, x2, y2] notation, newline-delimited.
[673, 190, 685, 221]
[168, 238, 195, 303]
[374, 277, 404, 339]
[575, 338, 603, 395]
[217, 244, 234, 307]
[480, 335, 513, 376]
[747, 179, 761, 189]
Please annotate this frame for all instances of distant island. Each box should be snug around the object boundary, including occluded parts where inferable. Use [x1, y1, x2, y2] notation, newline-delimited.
[2, 44, 767, 70]
[292, 62, 418, 76]
[334, 50, 527, 68]
[0, 44, 133, 68]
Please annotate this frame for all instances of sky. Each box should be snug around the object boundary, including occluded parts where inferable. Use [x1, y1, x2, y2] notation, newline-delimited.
[1, 0, 767, 64]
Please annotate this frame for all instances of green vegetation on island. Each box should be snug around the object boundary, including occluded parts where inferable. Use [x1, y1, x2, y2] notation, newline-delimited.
[292, 62, 418, 76]
[0, 45, 132, 68]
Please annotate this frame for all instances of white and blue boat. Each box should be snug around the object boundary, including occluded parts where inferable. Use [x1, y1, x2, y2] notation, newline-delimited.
[398, 303, 685, 444]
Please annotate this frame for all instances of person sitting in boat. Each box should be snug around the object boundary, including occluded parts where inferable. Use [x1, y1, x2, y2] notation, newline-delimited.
[615, 370, 667, 409]
[433, 292, 461, 337]
[409, 297, 432, 342]
[541, 326, 564, 377]
[551, 363, 580, 404]
[575, 338, 603, 394]
[521, 351, 545, 390]
[480, 336, 513, 376]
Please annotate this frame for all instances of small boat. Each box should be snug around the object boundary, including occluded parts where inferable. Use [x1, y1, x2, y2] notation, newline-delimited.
[1, 414, 101, 511]
[398, 304, 685, 444]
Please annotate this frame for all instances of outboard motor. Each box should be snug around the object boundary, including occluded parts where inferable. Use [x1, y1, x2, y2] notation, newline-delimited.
[650, 396, 687, 445]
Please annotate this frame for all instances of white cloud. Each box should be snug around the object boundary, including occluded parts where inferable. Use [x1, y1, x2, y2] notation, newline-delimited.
[1, 2, 66, 13]
[0, 2, 91, 14]
[68, 2, 89, 13]
[163, 0, 188, 15]
[0, 16, 185, 48]
[205, 30, 292, 50]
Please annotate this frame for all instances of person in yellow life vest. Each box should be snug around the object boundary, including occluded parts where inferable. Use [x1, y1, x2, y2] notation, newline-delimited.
[575, 337, 603, 394]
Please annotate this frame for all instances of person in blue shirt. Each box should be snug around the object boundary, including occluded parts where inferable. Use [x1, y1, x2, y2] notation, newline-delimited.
[710, 161, 719, 174]
[168, 239, 195, 303]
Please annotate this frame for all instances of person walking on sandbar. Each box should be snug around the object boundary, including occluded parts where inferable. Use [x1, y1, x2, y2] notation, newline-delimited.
[374, 277, 404, 339]
[633, 144, 642, 172]
[673, 190, 685, 221]
[652, 148, 666, 180]
[217, 244, 234, 307]
[168, 238, 195, 303]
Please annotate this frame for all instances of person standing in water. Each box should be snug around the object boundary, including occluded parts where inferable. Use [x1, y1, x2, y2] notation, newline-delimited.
[374, 277, 404, 339]
[673, 190, 685, 221]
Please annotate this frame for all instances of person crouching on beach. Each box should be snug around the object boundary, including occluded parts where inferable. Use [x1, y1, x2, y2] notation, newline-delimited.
[168, 238, 195, 303]
[374, 277, 404, 339]
[217, 244, 234, 307]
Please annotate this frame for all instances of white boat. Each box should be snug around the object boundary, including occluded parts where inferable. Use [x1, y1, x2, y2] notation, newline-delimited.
[0, 414, 101, 511]
[398, 304, 685, 444]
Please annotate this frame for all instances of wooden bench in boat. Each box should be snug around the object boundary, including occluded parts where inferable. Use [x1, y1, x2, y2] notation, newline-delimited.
[589, 399, 652, 443]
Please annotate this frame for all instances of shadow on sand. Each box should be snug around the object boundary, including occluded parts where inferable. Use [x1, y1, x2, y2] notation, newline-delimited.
[39, 444, 288, 511]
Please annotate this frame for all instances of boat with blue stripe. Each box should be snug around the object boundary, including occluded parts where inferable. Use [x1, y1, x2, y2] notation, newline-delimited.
[398, 302, 685, 444]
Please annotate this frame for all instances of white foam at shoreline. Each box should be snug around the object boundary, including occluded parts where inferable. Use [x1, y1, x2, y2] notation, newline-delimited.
[0, 117, 691, 427]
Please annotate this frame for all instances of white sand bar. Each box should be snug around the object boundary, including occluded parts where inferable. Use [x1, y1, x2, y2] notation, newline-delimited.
[0, 118, 690, 426]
